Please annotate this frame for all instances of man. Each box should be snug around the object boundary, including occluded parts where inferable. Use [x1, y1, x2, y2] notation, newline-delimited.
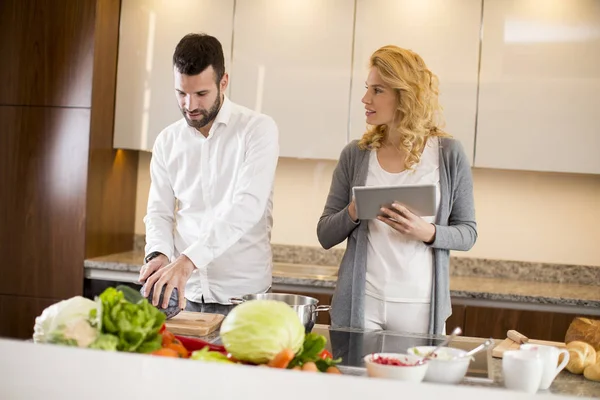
[139, 33, 279, 315]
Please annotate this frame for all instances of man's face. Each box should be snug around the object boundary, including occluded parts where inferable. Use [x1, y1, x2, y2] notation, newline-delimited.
[174, 65, 228, 130]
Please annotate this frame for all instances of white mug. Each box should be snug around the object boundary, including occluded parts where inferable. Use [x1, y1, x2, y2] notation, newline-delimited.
[520, 343, 570, 390]
[502, 350, 544, 394]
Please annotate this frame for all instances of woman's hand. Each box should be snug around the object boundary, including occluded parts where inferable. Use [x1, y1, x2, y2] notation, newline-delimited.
[348, 199, 358, 222]
[377, 203, 436, 243]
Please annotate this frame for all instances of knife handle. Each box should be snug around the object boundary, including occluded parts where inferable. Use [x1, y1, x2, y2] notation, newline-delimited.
[507, 330, 529, 344]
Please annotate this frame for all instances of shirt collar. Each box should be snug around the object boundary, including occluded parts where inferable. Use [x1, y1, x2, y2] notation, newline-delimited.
[213, 95, 232, 127]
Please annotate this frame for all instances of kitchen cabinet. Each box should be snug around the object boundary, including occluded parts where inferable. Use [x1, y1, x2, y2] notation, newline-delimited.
[447, 305, 467, 333]
[112, 0, 234, 151]
[462, 305, 595, 342]
[348, 0, 482, 164]
[229, 0, 354, 160]
[474, 0, 600, 174]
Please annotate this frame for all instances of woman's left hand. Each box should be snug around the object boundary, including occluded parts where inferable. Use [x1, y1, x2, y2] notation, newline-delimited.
[377, 203, 436, 243]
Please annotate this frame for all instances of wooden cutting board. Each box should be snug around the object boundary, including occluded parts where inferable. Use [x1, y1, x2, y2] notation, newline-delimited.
[165, 311, 224, 337]
[492, 330, 566, 358]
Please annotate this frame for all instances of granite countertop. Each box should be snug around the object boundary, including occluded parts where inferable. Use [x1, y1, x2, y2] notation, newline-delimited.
[84, 250, 600, 308]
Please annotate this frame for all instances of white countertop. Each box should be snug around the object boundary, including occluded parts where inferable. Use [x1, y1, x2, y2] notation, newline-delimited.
[0, 339, 575, 400]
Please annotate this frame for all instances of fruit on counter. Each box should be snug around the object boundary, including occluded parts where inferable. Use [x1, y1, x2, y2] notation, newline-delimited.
[33, 296, 100, 348]
[220, 300, 305, 364]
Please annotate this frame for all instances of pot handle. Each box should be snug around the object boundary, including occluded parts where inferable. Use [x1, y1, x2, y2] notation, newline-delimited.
[312, 305, 332, 314]
[229, 297, 245, 305]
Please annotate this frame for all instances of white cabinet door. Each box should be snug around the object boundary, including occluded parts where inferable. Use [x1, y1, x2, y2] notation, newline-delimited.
[475, 0, 600, 174]
[349, 0, 482, 164]
[229, 0, 355, 160]
[113, 0, 234, 151]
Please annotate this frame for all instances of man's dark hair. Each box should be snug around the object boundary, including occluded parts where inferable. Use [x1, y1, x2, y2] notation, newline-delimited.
[172, 33, 225, 83]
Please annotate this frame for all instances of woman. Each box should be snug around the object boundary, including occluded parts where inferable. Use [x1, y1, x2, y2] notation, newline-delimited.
[317, 45, 477, 335]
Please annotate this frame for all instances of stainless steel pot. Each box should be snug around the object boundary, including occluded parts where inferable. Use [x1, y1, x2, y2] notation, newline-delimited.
[229, 293, 332, 333]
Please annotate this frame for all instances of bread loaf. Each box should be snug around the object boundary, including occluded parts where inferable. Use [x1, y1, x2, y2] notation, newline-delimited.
[584, 359, 600, 382]
[565, 318, 600, 351]
[565, 341, 596, 374]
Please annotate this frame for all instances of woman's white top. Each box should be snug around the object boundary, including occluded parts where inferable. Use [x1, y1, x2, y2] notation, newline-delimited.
[365, 138, 441, 303]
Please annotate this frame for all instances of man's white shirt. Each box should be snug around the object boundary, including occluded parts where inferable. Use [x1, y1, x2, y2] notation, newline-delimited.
[144, 96, 279, 304]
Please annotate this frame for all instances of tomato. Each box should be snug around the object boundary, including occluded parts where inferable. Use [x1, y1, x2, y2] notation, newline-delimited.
[318, 350, 333, 360]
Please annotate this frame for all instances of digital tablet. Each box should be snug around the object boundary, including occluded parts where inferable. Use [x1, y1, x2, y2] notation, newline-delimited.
[352, 184, 436, 220]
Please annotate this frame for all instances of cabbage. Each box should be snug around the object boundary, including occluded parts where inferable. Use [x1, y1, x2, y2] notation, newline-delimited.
[33, 296, 99, 347]
[219, 300, 305, 364]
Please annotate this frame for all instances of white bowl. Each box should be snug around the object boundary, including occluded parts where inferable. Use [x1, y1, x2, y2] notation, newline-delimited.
[363, 353, 428, 382]
[407, 346, 471, 384]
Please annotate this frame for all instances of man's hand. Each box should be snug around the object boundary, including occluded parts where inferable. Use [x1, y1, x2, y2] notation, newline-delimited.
[138, 254, 170, 283]
[142, 255, 196, 310]
[377, 203, 436, 243]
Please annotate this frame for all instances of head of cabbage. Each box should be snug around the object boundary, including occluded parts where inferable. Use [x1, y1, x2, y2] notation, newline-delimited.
[220, 300, 305, 364]
[33, 296, 100, 348]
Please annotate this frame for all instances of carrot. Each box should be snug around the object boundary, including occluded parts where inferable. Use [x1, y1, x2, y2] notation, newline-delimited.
[167, 342, 189, 358]
[151, 348, 179, 358]
[267, 348, 295, 368]
[326, 366, 341, 374]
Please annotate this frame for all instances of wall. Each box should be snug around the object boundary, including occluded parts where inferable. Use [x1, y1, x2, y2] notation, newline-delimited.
[0, 0, 138, 339]
[135, 154, 600, 267]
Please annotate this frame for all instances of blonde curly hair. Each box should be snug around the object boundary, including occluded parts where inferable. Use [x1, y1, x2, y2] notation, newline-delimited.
[358, 45, 450, 169]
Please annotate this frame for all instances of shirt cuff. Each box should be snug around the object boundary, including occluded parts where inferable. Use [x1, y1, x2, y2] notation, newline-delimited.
[144, 245, 173, 264]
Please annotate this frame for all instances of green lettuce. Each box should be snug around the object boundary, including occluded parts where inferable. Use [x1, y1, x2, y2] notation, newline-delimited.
[191, 347, 235, 364]
[91, 287, 166, 353]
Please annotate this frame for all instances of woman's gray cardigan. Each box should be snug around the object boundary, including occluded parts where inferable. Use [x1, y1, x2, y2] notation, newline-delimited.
[317, 137, 477, 335]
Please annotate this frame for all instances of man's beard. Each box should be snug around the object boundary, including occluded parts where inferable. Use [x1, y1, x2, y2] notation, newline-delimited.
[182, 90, 222, 130]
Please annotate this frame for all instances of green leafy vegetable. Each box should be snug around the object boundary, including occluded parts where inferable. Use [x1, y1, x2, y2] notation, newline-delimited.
[289, 333, 342, 372]
[93, 287, 166, 353]
[89, 334, 119, 351]
[191, 347, 235, 364]
[33, 296, 99, 348]
[220, 300, 305, 364]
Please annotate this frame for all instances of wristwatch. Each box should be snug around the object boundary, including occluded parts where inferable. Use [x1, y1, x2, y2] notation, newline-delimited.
[144, 251, 164, 264]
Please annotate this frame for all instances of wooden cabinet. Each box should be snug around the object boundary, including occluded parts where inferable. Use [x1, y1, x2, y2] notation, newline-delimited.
[474, 0, 600, 174]
[348, 0, 482, 164]
[461, 305, 594, 342]
[229, 0, 354, 160]
[112, 0, 234, 151]
[447, 305, 467, 333]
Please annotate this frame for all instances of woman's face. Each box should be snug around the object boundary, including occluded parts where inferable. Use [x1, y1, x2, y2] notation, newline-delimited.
[362, 67, 397, 127]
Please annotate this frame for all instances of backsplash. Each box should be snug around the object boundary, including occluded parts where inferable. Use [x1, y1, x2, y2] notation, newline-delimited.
[136, 154, 600, 267]
[133, 235, 599, 286]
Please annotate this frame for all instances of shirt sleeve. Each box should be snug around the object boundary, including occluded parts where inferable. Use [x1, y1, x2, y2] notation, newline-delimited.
[143, 136, 176, 262]
[182, 117, 279, 269]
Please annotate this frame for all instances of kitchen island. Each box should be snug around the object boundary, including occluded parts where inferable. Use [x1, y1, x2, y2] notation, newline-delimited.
[198, 324, 600, 398]
[2, 324, 598, 399]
